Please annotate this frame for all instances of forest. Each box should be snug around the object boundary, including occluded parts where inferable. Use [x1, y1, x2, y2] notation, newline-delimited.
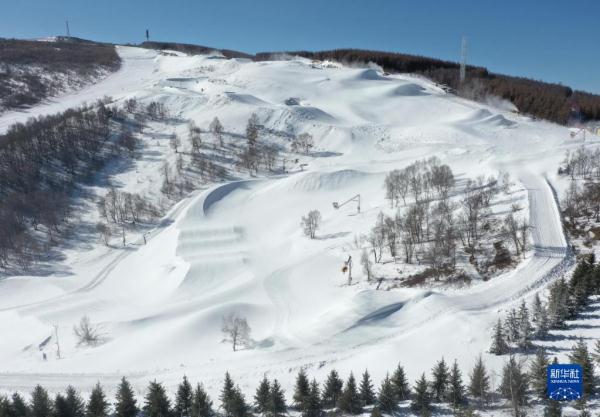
[0, 38, 120, 112]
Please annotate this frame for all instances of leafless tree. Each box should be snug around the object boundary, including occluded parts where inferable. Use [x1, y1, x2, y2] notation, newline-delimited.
[246, 113, 260, 148]
[301, 210, 322, 239]
[221, 313, 251, 352]
[169, 132, 181, 153]
[360, 249, 373, 281]
[96, 222, 111, 246]
[73, 316, 101, 346]
[291, 133, 314, 155]
[209, 117, 224, 146]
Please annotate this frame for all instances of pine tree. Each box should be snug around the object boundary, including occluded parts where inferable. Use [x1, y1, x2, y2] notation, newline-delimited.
[0, 396, 10, 417]
[9, 393, 29, 417]
[499, 356, 528, 417]
[268, 380, 286, 417]
[114, 377, 138, 417]
[86, 383, 108, 417]
[359, 370, 376, 406]
[411, 373, 432, 417]
[191, 384, 213, 417]
[529, 348, 549, 399]
[220, 373, 236, 417]
[468, 356, 489, 406]
[578, 408, 591, 417]
[431, 357, 450, 402]
[517, 300, 534, 351]
[391, 363, 411, 401]
[303, 379, 322, 417]
[490, 318, 510, 355]
[376, 374, 397, 414]
[592, 339, 600, 366]
[447, 360, 466, 409]
[548, 279, 569, 328]
[64, 387, 85, 417]
[568, 339, 596, 398]
[228, 388, 248, 417]
[337, 373, 362, 415]
[321, 370, 343, 409]
[531, 293, 550, 339]
[54, 394, 69, 417]
[175, 376, 193, 417]
[254, 376, 271, 414]
[143, 381, 171, 417]
[293, 369, 310, 411]
[543, 400, 562, 417]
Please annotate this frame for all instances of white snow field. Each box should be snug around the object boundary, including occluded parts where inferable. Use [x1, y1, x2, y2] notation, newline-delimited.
[0, 45, 598, 399]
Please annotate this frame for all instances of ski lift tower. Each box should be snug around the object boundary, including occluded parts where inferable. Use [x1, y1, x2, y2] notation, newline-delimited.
[332, 194, 361, 214]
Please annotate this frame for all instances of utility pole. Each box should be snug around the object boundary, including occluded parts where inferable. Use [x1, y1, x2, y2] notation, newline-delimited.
[145, 29, 150, 42]
[53, 324, 61, 359]
[460, 35, 467, 85]
[65, 20, 70, 37]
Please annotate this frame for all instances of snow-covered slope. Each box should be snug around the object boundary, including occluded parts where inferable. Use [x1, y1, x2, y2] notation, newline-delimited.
[0, 46, 595, 398]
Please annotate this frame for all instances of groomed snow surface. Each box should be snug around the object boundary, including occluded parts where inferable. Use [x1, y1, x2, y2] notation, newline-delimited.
[0, 46, 598, 405]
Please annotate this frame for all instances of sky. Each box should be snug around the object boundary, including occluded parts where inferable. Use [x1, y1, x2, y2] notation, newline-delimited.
[1, 0, 599, 94]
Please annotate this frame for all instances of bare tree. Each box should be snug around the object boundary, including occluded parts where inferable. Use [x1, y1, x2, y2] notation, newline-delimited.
[73, 316, 101, 346]
[221, 313, 251, 352]
[169, 132, 181, 153]
[360, 249, 373, 281]
[96, 222, 111, 246]
[291, 133, 314, 155]
[246, 113, 260, 148]
[209, 117, 224, 147]
[301, 210, 322, 239]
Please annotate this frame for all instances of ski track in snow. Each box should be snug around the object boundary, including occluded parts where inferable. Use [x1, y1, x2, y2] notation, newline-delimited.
[0, 45, 597, 397]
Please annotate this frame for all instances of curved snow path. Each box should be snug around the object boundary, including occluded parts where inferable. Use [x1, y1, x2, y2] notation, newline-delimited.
[0, 46, 157, 134]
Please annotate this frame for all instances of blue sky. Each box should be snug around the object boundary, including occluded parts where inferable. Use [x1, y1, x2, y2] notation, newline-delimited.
[2, 0, 598, 93]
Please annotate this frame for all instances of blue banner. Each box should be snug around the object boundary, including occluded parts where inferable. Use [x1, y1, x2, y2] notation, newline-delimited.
[547, 364, 583, 401]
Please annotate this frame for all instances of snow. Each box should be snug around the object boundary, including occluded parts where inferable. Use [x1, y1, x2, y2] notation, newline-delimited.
[0, 45, 599, 404]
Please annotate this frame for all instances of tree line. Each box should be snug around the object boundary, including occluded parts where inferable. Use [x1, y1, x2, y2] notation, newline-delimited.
[4, 340, 600, 417]
[255, 48, 600, 125]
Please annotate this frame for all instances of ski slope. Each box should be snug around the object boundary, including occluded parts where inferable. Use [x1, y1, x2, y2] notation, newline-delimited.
[0, 45, 595, 398]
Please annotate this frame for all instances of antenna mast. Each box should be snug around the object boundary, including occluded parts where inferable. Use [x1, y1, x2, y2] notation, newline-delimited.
[65, 20, 70, 37]
[460, 35, 467, 84]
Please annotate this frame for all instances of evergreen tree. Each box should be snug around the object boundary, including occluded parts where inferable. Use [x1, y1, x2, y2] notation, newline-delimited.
[431, 357, 450, 402]
[175, 376, 193, 417]
[54, 395, 69, 417]
[30, 386, 52, 417]
[531, 293, 549, 339]
[468, 356, 489, 406]
[144, 381, 171, 417]
[228, 389, 248, 417]
[411, 373, 432, 417]
[0, 396, 9, 417]
[369, 407, 382, 417]
[517, 300, 534, 351]
[293, 369, 310, 411]
[9, 393, 28, 417]
[268, 380, 286, 417]
[359, 370, 376, 406]
[376, 375, 397, 414]
[337, 373, 362, 415]
[490, 317, 510, 355]
[191, 384, 213, 417]
[114, 377, 138, 417]
[499, 356, 528, 417]
[578, 408, 591, 417]
[86, 383, 108, 417]
[220, 373, 236, 417]
[568, 339, 596, 398]
[547, 279, 569, 328]
[64, 387, 85, 417]
[391, 363, 411, 401]
[303, 380, 322, 417]
[447, 360, 466, 409]
[543, 400, 562, 417]
[321, 370, 343, 409]
[254, 376, 271, 414]
[529, 348, 550, 399]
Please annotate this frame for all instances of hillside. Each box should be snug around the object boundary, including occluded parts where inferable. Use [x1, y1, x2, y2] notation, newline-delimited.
[0, 38, 121, 113]
[0, 43, 597, 412]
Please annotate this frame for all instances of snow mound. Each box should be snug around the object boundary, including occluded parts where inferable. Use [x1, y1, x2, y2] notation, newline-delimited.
[288, 170, 372, 192]
[225, 92, 269, 106]
[354, 68, 388, 81]
[289, 105, 337, 123]
[389, 83, 428, 97]
[459, 109, 516, 128]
